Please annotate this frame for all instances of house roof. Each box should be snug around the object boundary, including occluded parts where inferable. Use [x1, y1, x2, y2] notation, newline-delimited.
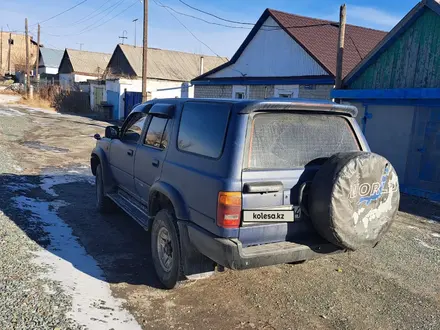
[39, 48, 64, 68]
[343, 0, 440, 86]
[194, 8, 387, 81]
[65, 49, 112, 75]
[114, 44, 228, 81]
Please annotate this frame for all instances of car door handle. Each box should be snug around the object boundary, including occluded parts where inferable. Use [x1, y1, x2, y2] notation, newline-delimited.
[127, 149, 134, 156]
[152, 159, 160, 167]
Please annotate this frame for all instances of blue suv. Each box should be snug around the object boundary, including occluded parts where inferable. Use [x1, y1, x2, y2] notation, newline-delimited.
[91, 98, 399, 289]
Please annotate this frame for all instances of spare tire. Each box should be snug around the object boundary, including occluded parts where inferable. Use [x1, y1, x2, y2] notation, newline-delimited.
[308, 152, 399, 251]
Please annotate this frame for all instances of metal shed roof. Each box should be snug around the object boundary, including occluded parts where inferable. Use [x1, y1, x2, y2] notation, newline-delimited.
[116, 44, 227, 81]
[65, 49, 112, 75]
[39, 48, 64, 68]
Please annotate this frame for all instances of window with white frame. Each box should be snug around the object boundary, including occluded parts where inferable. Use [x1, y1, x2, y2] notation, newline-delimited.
[274, 85, 299, 98]
[232, 85, 247, 99]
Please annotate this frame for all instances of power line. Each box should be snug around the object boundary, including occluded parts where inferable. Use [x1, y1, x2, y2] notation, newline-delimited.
[177, 0, 258, 26]
[153, 2, 250, 29]
[46, 0, 115, 29]
[152, 0, 226, 60]
[44, 0, 137, 37]
[31, 0, 89, 26]
[76, 0, 127, 33]
[347, 34, 363, 60]
[177, 0, 336, 30]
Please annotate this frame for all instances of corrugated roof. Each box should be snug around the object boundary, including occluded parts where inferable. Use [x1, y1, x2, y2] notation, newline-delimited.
[66, 49, 112, 75]
[39, 48, 64, 68]
[118, 44, 227, 81]
[195, 9, 387, 81]
[269, 9, 387, 78]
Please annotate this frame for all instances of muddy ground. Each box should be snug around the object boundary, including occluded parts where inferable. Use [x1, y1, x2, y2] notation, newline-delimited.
[0, 101, 439, 329]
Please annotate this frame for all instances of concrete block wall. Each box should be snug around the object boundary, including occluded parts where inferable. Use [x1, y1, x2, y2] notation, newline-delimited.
[298, 84, 333, 99]
[195, 84, 333, 100]
[249, 85, 274, 99]
[194, 85, 232, 98]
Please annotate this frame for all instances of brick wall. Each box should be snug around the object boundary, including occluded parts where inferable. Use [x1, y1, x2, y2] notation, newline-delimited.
[194, 84, 333, 100]
[194, 85, 232, 98]
[249, 85, 274, 99]
[298, 85, 333, 100]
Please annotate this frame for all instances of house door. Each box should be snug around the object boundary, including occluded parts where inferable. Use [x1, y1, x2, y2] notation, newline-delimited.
[94, 87, 104, 107]
[406, 106, 440, 193]
[124, 91, 143, 118]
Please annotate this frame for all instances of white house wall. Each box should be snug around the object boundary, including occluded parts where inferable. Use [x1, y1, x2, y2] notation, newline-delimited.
[208, 17, 328, 78]
[38, 67, 58, 75]
[74, 74, 98, 83]
[112, 78, 193, 119]
[60, 73, 99, 89]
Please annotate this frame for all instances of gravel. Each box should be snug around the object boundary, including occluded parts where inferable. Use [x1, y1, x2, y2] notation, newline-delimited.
[0, 103, 82, 329]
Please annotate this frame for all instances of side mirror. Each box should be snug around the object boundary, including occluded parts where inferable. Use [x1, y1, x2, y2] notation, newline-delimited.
[94, 133, 101, 140]
[105, 126, 119, 139]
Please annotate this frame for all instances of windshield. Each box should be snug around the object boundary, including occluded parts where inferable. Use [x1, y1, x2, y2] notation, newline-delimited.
[246, 113, 360, 169]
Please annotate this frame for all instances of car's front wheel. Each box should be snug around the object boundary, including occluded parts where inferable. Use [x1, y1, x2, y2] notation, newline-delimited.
[151, 209, 182, 289]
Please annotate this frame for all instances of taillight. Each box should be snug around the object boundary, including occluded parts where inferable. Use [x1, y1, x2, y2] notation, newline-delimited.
[217, 192, 242, 228]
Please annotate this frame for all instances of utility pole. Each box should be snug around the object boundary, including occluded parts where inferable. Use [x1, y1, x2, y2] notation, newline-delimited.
[133, 18, 138, 47]
[119, 30, 128, 45]
[7, 32, 12, 74]
[77, 43, 84, 50]
[35, 24, 40, 92]
[25, 18, 30, 97]
[1, 27, 3, 76]
[142, 0, 148, 102]
[335, 4, 346, 99]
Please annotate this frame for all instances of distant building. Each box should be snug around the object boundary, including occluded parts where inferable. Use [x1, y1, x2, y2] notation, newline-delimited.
[192, 8, 386, 100]
[58, 49, 111, 89]
[0, 31, 39, 75]
[37, 48, 64, 80]
[333, 0, 440, 201]
[104, 44, 227, 119]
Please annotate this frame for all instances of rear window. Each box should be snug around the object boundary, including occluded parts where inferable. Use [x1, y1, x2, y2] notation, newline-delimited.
[247, 113, 360, 169]
[177, 102, 230, 159]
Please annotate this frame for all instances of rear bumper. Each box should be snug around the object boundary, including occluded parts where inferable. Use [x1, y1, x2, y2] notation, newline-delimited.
[186, 223, 342, 270]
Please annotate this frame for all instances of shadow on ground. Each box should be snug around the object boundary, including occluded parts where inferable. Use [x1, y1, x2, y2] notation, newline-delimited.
[1, 172, 438, 293]
[399, 193, 440, 221]
[0, 173, 163, 289]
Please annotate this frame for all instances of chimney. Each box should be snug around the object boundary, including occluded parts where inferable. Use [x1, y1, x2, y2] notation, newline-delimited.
[200, 56, 204, 75]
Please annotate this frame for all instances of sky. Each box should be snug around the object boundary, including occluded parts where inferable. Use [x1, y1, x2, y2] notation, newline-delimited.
[2, 0, 419, 58]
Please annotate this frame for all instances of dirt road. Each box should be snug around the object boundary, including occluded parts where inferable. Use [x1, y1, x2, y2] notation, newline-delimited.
[0, 102, 439, 329]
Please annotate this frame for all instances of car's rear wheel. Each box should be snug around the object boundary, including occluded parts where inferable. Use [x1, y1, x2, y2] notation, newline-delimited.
[96, 164, 115, 213]
[151, 209, 182, 289]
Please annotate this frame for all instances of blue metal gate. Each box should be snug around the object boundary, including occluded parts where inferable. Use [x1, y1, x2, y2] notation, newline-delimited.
[124, 91, 142, 118]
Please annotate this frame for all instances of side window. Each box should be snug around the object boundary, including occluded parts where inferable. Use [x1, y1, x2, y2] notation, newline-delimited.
[144, 116, 169, 149]
[177, 102, 230, 158]
[121, 113, 147, 142]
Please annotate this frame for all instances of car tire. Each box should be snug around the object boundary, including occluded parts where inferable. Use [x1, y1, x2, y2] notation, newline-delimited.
[151, 209, 182, 289]
[308, 152, 399, 250]
[96, 164, 115, 213]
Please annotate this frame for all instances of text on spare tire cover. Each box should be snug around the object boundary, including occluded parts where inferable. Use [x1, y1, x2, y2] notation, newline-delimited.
[349, 165, 398, 206]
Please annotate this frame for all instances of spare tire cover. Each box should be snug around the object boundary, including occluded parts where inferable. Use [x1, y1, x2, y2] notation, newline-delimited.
[309, 152, 399, 250]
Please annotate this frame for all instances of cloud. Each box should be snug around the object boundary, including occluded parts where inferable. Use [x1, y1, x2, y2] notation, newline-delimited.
[347, 5, 401, 29]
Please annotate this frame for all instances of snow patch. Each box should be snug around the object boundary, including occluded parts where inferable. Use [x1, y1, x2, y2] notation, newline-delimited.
[414, 238, 440, 252]
[40, 175, 94, 197]
[12, 180, 141, 330]
[0, 108, 25, 116]
[431, 233, 440, 238]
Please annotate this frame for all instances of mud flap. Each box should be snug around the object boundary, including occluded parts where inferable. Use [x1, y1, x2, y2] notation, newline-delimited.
[177, 221, 216, 278]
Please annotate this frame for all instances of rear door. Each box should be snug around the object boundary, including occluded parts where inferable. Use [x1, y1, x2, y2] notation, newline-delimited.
[240, 112, 361, 245]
